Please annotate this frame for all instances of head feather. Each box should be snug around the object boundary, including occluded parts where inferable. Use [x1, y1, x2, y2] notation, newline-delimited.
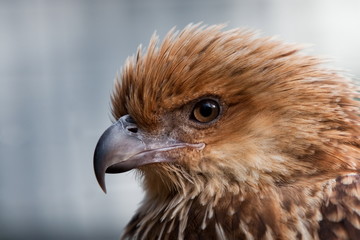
[111, 24, 360, 195]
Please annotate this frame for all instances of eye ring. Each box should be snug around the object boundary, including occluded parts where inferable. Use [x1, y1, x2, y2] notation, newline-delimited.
[191, 99, 221, 123]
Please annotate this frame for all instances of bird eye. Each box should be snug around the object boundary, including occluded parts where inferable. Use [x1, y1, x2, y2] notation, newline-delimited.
[191, 99, 220, 123]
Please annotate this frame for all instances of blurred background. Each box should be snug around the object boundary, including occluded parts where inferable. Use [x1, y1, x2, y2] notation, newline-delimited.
[0, 0, 359, 239]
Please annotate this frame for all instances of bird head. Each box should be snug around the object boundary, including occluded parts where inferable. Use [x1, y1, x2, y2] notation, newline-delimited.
[94, 24, 360, 198]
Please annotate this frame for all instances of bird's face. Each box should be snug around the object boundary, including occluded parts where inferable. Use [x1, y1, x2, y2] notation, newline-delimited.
[94, 25, 359, 196]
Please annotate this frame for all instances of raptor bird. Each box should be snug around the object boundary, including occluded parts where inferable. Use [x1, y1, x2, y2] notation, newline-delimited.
[94, 24, 360, 240]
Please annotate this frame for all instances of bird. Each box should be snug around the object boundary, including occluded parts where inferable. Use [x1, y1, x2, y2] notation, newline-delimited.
[93, 24, 360, 240]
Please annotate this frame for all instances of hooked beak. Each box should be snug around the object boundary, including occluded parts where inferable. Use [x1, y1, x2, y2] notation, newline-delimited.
[93, 115, 204, 193]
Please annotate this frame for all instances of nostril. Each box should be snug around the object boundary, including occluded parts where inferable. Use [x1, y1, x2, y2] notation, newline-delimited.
[126, 126, 138, 133]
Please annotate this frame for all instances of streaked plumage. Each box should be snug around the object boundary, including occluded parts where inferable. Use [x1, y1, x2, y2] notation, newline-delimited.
[94, 24, 360, 239]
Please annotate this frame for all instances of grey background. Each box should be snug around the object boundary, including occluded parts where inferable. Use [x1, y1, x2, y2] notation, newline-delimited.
[1, 0, 359, 239]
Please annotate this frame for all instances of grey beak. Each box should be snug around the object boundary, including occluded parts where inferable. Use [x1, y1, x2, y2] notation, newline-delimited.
[93, 115, 205, 193]
[93, 115, 146, 193]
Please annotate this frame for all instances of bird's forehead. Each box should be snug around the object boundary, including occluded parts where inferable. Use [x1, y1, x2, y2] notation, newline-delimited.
[112, 26, 244, 120]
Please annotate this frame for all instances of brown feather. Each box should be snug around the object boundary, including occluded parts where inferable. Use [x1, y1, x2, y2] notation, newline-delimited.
[320, 174, 360, 240]
[108, 24, 360, 239]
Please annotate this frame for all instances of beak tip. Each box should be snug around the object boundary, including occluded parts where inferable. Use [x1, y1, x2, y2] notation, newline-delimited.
[96, 175, 108, 194]
[94, 161, 107, 194]
[94, 169, 107, 194]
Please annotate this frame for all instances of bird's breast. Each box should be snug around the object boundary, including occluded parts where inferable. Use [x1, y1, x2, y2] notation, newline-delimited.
[121, 181, 332, 240]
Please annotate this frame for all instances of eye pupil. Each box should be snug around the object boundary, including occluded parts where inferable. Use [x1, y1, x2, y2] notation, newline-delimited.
[200, 103, 214, 117]
[191, 99, 220, 123]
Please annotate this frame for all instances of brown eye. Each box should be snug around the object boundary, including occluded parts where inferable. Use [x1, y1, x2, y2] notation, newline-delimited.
[191, 99, 220, 123]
